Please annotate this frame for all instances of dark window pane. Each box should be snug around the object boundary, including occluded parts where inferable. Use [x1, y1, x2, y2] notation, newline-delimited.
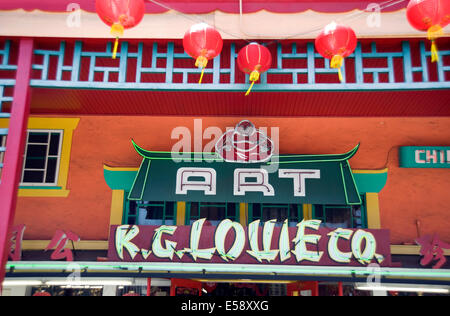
[252, 204, 261, 219]
[289, 205, 300, 222]
[45, 158, 58, 183]
[23, 170, 45, 183]
[200, 205, 226, 221]
[314, 205, 324, 218]
[262, 206, 288, 222]
[28, 132, 48, 143]
[166, 202, 175, 217]
[190, 202, 199, 218]
[145, 205, 164, 220]
[324, 207, 352, 229]
[49, 133, 61, 156]
[25, 157, 46, 169]
[129, 201, 137, 216]
[26, 144, 47, 158]
[227, 203, 237, 220]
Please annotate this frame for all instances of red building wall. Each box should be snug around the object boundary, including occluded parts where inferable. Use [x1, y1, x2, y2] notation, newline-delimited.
[13, 116, 450, 244]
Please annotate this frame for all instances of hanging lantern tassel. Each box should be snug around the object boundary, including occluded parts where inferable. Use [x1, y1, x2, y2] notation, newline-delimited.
[427, 25, 444, 63]
[110, 23, 124, 60]
[195, 55, 208, 84]
[331, 55, 344, 82]
[246, 69, 260, 96]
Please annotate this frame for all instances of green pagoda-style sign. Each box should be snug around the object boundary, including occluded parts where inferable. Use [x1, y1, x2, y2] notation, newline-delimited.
[128, 141, 362, 206]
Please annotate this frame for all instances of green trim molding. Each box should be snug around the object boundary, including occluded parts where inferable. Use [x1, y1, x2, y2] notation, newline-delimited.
[104, 168, 388, 195]
[103, 152, 388, 201]
[103, 166, 138, 191]
[352, 169, 388, 193]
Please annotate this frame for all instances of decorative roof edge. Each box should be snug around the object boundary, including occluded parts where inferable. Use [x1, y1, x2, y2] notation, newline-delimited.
[0, 1, 408, 15]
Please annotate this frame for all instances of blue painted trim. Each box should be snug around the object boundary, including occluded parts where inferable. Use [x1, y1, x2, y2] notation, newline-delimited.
[18, 186, 63, 190]
[0, 41, 17, 119]
[27, 80, 450, 91]
[0, 39, 450, 106]
[25, 40, 450, 91]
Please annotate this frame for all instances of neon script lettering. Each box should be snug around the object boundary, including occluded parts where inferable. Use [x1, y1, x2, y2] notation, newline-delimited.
[113, 219, 386, 266]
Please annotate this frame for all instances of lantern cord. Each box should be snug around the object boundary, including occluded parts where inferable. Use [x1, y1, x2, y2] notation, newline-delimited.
[147, 0, 407, 44]
[199, 68, 206, 84]
[113, 37, 120, 60]
[245, 81, 256, 96]
[195, 56, 209, 84]
[337, 69, 343, 83]
[430, 40, 439, 63]
[245, 70, 260, 96]
[147, 0, 251, 42]
[427, 25, 443, 63]
[331, 55, 344, 83]
[110, 23, 124, 60]
[262, 0, 408, 47]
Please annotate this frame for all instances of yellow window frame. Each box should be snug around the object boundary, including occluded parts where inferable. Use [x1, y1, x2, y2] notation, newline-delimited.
[0, 117, 79, 197]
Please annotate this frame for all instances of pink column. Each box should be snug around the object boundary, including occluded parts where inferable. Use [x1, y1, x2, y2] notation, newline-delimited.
[0, 38, 34, 291]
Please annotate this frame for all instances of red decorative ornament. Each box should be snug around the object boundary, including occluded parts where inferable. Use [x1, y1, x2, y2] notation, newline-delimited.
[315, 22, 357, 82]
[406, 0, 448, 62]
[96, 0, 146, 59]
[123, 291, 140, 296]
[237, 43, 272, 96]
[183, 23, 223, 84]
[33, 290, 52, 296]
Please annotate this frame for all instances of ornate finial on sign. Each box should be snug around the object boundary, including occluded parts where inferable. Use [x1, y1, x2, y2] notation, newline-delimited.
[215, 120, 274, 163]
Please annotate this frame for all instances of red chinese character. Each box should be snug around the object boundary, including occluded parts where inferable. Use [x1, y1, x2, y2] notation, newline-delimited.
[415, 234, 450, 269]
[45, 230, 80, 261]
[8, 225, 26, 261]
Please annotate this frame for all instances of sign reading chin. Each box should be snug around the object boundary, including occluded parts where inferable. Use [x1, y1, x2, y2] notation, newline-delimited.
[215, 120, 274, 163]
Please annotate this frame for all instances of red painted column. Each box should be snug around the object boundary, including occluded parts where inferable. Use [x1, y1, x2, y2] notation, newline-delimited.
[147, 278, 151, 296]
[0, 38, 34, 291]
[170, 279, 176, 297]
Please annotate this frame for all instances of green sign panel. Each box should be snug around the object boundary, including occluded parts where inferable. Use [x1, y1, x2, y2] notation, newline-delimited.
[399, 147, 450, 169]
[128, 141, 362, 206]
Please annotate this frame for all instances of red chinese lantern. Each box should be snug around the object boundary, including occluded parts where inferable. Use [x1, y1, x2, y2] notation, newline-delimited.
[315, 22, 357, 82]
[183, 23, 223, 84]
[406, 0, 448, 62]
[237, 43, 272, 96]
[440, 0, 450, 26]
[96, 0, 146, 59]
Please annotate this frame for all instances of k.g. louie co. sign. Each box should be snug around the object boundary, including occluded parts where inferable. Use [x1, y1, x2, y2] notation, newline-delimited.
[108, 219, 391, 267]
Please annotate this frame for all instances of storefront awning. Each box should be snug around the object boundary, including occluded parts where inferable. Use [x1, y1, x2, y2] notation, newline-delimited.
[128, 141, 362, 205]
